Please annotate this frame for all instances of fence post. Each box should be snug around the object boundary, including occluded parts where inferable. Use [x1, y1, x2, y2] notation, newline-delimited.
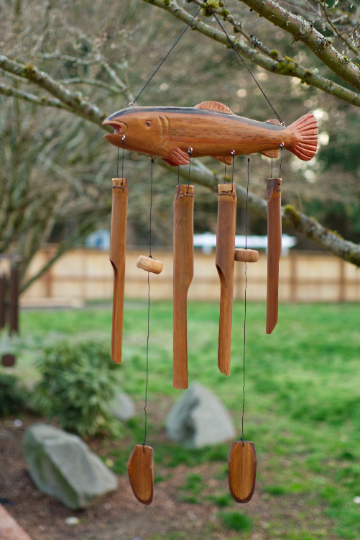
[0, 275, 5, 329]
[9, 267, 19, 334]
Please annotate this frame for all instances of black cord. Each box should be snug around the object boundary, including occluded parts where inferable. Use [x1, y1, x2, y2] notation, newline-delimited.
[149, 157, 154, 258]
[177, 165, 180, 186]
[279, 143, 284, 177]
[241, 156, 250, 442]
[130, 1, 208, 106]
[187, 148, 192, 192]
[116, 147, 120, 178]
[231, 150, 235, 192]
[211, 11, 283, 126]
[143, 269, 150, 448]
[143, 157, 155, 448]
[121, 136, 125, 182]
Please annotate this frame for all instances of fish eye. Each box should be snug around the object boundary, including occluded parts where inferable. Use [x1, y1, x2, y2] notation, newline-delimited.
[145, 120, 152, 127]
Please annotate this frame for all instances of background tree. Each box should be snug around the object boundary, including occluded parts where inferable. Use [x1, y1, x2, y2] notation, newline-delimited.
[0, 0, 359, 292]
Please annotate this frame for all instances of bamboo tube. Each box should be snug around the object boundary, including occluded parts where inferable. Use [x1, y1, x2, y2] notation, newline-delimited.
[266, 178, 282, 335]
[173, 184, 194, 389]
[216, 184, 237, 376]
[110, 178, 128, 363]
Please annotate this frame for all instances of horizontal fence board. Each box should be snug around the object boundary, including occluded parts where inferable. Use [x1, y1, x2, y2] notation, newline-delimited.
[21, 247, 360, 305]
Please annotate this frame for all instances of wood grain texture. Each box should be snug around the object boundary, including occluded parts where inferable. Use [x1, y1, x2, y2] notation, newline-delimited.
[228, 441, 257, 503]
[127, 445, 154, 505]
[216, 184, 237, 376]
[110, 178, 128, 364]
[234, 248, 259, 263]
[173, 185, 194, 389]
[103, 106, 318, 164]
[266, 178, 282, 335]
[136, 255, 163, 274]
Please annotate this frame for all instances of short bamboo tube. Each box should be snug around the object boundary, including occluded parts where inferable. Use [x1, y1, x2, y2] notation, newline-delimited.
[173, 184, 194, 389]
[266, 178, 282, 335]
[234, 248, 259, 263]
[136, 255, 163, 274]
[216, 184, 237, 376]
[110, 178, 128, 364]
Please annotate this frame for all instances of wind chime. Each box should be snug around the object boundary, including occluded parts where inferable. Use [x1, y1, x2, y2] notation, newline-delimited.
[103, 1, 318, 506]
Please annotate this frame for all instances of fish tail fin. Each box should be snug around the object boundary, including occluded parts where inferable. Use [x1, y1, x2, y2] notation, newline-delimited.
[287, 113, 318, 161]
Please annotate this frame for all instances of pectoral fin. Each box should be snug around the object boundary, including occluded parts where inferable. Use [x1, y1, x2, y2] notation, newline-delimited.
[163, 147, 190, 166]
[211, 155, 233, 165]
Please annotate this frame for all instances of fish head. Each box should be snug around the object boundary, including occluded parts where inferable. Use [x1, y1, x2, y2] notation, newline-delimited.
[102, 107, 163, 154]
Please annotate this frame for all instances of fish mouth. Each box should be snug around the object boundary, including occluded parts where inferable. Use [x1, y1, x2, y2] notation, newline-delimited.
[102, 119, 128, 135]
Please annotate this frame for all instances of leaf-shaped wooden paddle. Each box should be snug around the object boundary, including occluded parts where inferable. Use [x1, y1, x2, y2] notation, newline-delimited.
[173, 185, 194, 389]
[266, 178, 282, 335]
[216, 184, 237, 376]
[228, 441, 257, 503]
[127, 444, 154, 505]
[110, 178, 129, 363]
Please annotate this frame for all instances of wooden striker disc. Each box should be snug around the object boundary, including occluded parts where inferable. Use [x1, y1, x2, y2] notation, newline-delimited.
[228, 441, 257, 503]
[127, 444, 154, 505]
[234, 249, 259, 263]
[136, 255, 163, 274]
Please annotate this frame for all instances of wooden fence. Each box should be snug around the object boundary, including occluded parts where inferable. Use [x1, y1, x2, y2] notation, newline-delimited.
[20, 247, 360, 307]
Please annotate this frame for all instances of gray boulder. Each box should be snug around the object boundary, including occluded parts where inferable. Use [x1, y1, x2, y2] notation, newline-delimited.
[109, 391, 135, 421]
[166, 382, 236, 448]
[23, 424, 118, 509]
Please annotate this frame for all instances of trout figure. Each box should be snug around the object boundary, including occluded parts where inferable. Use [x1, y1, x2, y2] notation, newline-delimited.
[103, 101, 318, 165]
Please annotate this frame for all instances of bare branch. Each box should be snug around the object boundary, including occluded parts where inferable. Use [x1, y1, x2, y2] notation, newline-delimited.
[0, 54, 107, 125]
[142, 0, 360, 108]
[233, 0, 360, 88]
[160, 160, 360, 267]
[60, 77, 121, 94]
[0, 82, 70, 110]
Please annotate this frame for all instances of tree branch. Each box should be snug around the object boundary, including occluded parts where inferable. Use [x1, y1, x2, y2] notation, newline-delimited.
[0, 55, 107, 126]
[159, 159, 360, 267]
[234, 0, 360, 89]
[142, 0, 360, 108]
[60, 77, 122, 94]
[0, 82, 71, 110]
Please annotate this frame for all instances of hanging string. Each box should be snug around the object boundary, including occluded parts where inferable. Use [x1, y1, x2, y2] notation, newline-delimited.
[129, 1, 209, 106]
[187, 148, 193, 192]
[177, 165, 180, 186]
[143, 157, 155, 448]
[271, 158, 273, 179]
[211, 12, 284, 126]
[224, 163, 227, 184]
[279, 143, 284, 178]
[231, 150, 235, 192]
[241, 156, 250, 442]
[116, 148, 120, 178]
[121, 135, 125, 181]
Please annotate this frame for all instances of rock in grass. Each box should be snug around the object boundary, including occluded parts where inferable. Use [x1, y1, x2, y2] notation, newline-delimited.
[109, 391, 135, 421]
[166, 382, 235, 448]
[23, 424, 118, 510]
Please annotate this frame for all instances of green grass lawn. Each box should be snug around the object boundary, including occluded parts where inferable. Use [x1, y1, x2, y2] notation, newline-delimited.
[2, 301, 360, 539]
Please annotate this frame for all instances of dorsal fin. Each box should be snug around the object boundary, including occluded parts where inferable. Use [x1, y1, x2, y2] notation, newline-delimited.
[265, 119, 282, 126]
[195, 101, 233, 114]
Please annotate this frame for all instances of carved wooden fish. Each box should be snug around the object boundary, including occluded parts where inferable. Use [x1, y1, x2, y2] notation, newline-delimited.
[103, 101, 318, 165]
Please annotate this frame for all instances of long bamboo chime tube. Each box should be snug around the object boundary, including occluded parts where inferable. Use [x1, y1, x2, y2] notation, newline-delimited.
[173, 184, 194, 389]
[216, 183, 237, 376]
[266, 178, 282, 334]
[110, 178, 129, 363]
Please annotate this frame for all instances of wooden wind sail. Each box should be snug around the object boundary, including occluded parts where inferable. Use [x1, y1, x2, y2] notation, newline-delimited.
[216, 183, 237, 376]
[173, 184, 194, 389]
[110, 178, 129, 363]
